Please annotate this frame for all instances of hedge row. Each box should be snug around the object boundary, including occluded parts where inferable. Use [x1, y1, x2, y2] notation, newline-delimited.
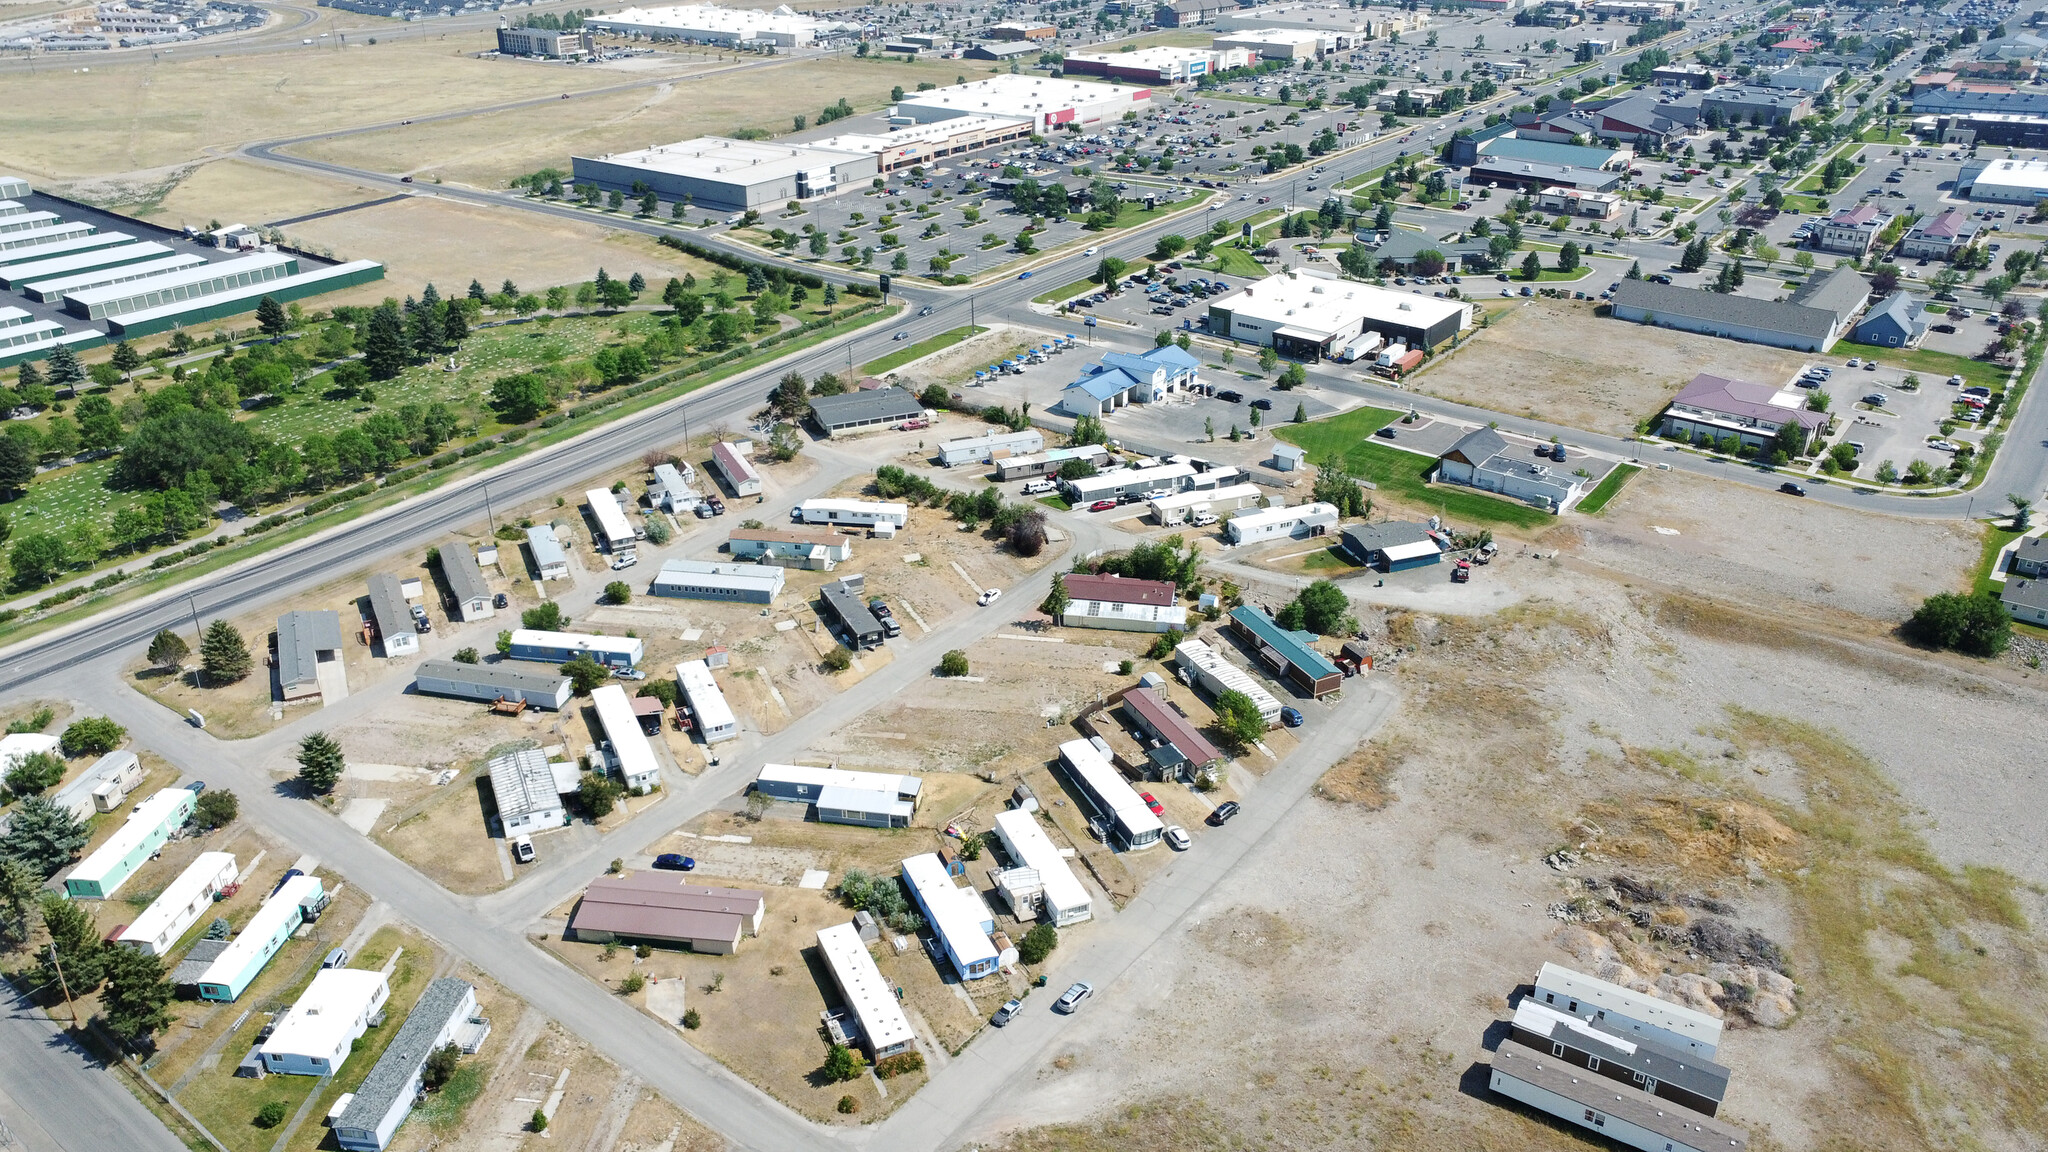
[657, 235, 880, 297]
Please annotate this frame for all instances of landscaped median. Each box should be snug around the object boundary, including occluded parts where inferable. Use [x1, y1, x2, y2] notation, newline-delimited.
[861, 325, 987, 376]
[1271, 406, 1557, 530]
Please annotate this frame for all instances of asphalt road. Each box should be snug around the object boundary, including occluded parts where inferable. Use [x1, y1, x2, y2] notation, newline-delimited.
[0, 991, 191, 1152]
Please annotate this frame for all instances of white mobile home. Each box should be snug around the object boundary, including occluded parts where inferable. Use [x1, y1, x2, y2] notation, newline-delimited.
[1062, 462, 1196, 505]
[1533, 962, 1725, 1059]
[995, 443, 1110, 480]
[1225, 501, 1339, 545]
[649, 462, 700, 513]
[900, 852, 1004, 980]
[1172, 639, 1282, 723]
[412, 660, 573, 710]
[591, 684, 662, 792]
[817, 921, 918, 1060]
[794, 499, 910, 530]
[508, 629, 643, 670]
[585, 488, 638, 560]
[50, 749, 142, 821]
[487, 747, 567, 835]
[260, 969, 390, 1076]
[710, 441, 763, 496]
[938, 428, 1045, 467]
[1055, 739, 1163, 851]
[119, 851, 237, 956]
[1148, 483, 1264, 526]
[991, 809, 1092, 925]
[675, 660, 738, 744]
[525, 524, 570, 580]
[332, 979, 484, 1152]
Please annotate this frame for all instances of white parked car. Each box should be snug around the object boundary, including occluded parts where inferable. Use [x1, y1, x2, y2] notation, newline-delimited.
[977, 588, 1002, 607]
[1164, 825, 1191, 851]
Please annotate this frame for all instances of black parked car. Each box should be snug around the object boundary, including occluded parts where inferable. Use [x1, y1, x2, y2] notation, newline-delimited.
[1779, 482, 1808, 497]
[1249, 398, 1272, 410]
[1206, 801, 1240, 826]
[1216, 390, 1243, 403]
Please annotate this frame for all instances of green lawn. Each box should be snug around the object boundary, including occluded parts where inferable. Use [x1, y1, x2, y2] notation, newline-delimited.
[1834, 341, 1991, 388]
[1083, 193, 1208, 230]
[1973, 523, 2026, 594]
[1576, 463, 1641, 515]
[1036, 494, 1072, 512]
[1032, 277, 1101, 305]
[1269, 404, 1403, 460]
[1205, 245, 1267, 279]
[861, 325, 987, 375]
[1513, 266, 1597, 284]
[1338, 439, 1557, 529]
[1300, 545, 1362, 571]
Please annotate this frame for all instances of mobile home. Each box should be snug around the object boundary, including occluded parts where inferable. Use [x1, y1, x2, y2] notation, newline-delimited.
[793, 499, 910, 531]
[508, 629, 643, 670]
[119, 851, 237, 956]
[63, 787, 198, 900]
[196, 874, 325, 1002]
[585, 488, 639, 561]
[676, 660, 739, 744]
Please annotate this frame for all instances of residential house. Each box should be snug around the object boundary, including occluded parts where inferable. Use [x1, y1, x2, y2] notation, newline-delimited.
[1898, 208, 1977, 261]
[438, 540, 495, 623]
[1340, 521, 1443, 571]
[1851, 292, 1927, 348]
[2001, 575, 2048, 625]
[1056, 573, 1188, 633]
[1659, 373, 1829, 451]
[1435, 427, 1586, 512]
[274, 610, 344, 702]
[1118, 685, 1223, 774]
[2010, 535, 2048, 577]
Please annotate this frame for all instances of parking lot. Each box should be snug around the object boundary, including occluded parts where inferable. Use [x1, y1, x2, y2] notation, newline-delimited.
[1794, 356, 1980, 485]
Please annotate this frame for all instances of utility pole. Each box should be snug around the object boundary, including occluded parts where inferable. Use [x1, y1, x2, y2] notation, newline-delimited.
[49, 944, 77, 1027]
[482, 482, 495, 532]
[186, 592, 205, 689]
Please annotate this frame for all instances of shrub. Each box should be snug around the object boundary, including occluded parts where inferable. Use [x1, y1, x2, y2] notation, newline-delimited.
[531, 1109, 548, 1133]
[635, 943, 652, 959]
[254, 1102, 287, 1129]
[837, 1095, 860, 1114]
[683, 1008, 702, 1029]
[604, 581, 632, 605]
[1906, 591, 2011, 657]
[824, 1044, 866, 1082]
[875, 1051, 925, 1079]
[193, 789, 239, 830]
[422, 1043, 461, 1090]
[822, 645, 853, 672]
[1117, 659, 1134, 676]
[619, 972, 646, 994]
[1018, 923, 1059, 964]
[939, 650, 970, 677]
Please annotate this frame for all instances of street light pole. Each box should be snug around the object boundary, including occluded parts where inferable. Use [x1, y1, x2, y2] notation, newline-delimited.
[483, 482, 495, 532]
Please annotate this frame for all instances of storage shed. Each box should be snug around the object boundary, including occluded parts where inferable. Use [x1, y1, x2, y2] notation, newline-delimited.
[676, 660, 738, 744]
[648, 559, 785, 604]
[412, 660, 573, 711]
[365, 574, 417, 658]
[438, 541, 495, 622]
[1229, 605, 1343, 698]
[525, 524, 570, 580]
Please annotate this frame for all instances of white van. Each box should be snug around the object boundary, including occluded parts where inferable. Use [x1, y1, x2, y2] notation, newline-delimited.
[1190, 510, 1219, 527]
[1021, 478, 1057, 495]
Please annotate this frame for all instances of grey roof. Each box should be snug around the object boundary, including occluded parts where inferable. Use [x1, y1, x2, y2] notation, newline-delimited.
[416, 659, 569, 694]
[336, 978, 475, 1135]
[1608, 279, 1840, 342]
[1787, 266, 1872, 323]
[1468, 157, 1622, 190]
[821, 581, 884, 637]
[1491, 1046, 1749, 1150]
[1916, 88, 2048, 115]
[2015, 536, 2048, 567]
[1476, 135, 1626, 171]
[441, 540, 492, 607]
[1443, 426, 1509, 466]
[487, 747, 560, 821]
[1854, 292, 1925, 337]
[1341, 521, 1434, 554]
[1366, 230, 1493, 263]
[1702, 83, 1813, 110]
[2003, 576, 2048, 613]
[808, 387, 924, 430]
[1510, 1005, 1733, 1103]
[170, 938, 230, 987]
[366, 573, 411, 640]
[275, 610, 342, 689]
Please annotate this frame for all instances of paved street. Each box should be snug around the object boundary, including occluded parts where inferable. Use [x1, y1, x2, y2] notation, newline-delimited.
[0, 992, 190, 1152]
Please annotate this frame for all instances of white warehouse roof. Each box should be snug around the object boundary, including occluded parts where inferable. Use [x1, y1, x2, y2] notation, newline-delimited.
[1215, 268, 1471, 344]
[894, 74, 1151, 124]
[576, 137, 868, 185]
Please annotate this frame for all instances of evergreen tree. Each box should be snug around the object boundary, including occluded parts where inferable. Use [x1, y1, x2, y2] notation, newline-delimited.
[468, 279, 488, 301]
[146, 628, 189, 671]
[501, 279, 518, 297]
[0, 797, 87, 877]
[256, 296, 290, 340]
[1039, 574, 1070, 618]
[0, 437, 34, 497]
[628, 272, 646, 295]
[297, 732, 345, 793]
[419, 283, 441, 310]
[594, 267, 611, 290]
[408, 304, 439, 359]
[109, 341, 143, 380]
[1626, 260, 1642, 280]
[199, 620, 252, 683]
[34, 892, 103, 992]
[363, 301, 408, 380]
[16, 361, 41, 396]
[44, 344, 83, 388]
[100, 945, 176, 1047]
[443, 304, 468, 345]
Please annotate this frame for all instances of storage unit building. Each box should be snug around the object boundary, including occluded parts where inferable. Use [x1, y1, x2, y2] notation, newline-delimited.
[726, 528, 852, 571]
[439, 541, 495, 622]
[1225, 501, 1338, 545]
[817, 921, 918, 1060]
[591, 684, 662, 792]
[1173, 639, 1283, 723]
[710, 441, 763, 496]
[259, 969, 390, 1076]
[1148, 483, 1264, 525]
[755, 763, 920, 827]
[807, 387, 926, 436]
[275, 609, 344, 701]
[412, 659, 572, 710]
[99, 261, 385, 340]
[901, 852, 1005, 979]
[569, 872, 765, 953]
[1119, 686, 1224, 772]
[487, 747, 567, 836]
[585, 488, 639, 561]
[938, 428, 1045, 466]
[50, 749, 142, 821]
[1229, 605, 1343, 698]
[366, 574, 417, 658]
[525, 524, 570, 580]
[1057, 573, 1187, 633]
[332, 979, 483, 1152]
[820, 580, 889, 649]
[991, 809, 1093, 925]
[995, 443, 1111, 480]
[1055, 738, 1164, 850]
[1488, 1046, 1748, 1152]
[676, 660, 739, 744]
[118, 851, 236, 956]
[63, 787, 198, 900]
[794, 499, 910, 530]
[509, 629, 643, 669]
[196, 874, 325, 1002]
[648, 559, 785, 604]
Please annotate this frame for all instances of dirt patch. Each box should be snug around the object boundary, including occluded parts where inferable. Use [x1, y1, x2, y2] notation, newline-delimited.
[1414, 298, 1811, 436]
[1314, 737, 1404, 809]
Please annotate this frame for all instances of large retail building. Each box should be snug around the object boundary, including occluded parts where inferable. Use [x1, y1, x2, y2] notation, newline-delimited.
[1206, 269, 1471, 358]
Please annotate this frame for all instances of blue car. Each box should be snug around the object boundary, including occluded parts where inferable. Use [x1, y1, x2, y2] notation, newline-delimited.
[654, 854, 696, 871]
[1280, 707, 1304, 728]
[1017, 271, 1033, 279]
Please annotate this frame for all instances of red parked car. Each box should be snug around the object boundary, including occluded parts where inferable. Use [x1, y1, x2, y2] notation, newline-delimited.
[1089, 499, 1118, 512]
[1141, 792, 1164, 816]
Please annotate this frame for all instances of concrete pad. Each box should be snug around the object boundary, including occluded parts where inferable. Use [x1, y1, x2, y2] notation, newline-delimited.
[315, 658, 349, 705]
[647, 978, 688, 1029]
[798, 869, 829, 889]
[345, 762, 422, 782]
[339, 799, 385, 835]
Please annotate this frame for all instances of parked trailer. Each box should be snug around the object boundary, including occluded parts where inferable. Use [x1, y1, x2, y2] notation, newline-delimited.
[793, 499, 910, 530]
